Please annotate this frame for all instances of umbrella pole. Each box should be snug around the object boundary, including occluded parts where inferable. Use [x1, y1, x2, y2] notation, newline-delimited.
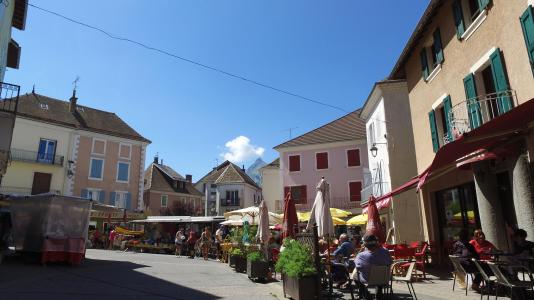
[327, 233, 333, 297]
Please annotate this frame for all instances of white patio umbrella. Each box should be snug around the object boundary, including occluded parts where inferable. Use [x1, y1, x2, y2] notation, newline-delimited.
[256, 200, 270, 245]
[224, 206, 282, 225]
[306, 178, 334, 238]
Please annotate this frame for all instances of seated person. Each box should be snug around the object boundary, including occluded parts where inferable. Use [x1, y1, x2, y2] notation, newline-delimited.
[470, 229, 497, 260]
[330, 233, 355, 286]
[354, 234, 392, 297]
[333, 233, 354, 259]
[454, 229, 483, 292]
[512, 229, 534, 257]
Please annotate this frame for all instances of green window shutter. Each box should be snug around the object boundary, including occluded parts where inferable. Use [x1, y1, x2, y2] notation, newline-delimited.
[420, 48, 429, 80]
[428, 110, 439, 153]
[433, 28, 444, 64]
[442, 96, 453, 140]
[452, 0, 465, 39]
[489, 48, 512, 114]
[520, 6, 534, 74]
[478, 0, 491, 10]
[463, 73, 481, 129]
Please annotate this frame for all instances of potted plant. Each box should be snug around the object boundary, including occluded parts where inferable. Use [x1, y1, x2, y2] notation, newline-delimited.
[275, 239, 319, 300]
[228, 247, 238, 267]
[247, 250, 269, 281]
[230, 248, 247, 273]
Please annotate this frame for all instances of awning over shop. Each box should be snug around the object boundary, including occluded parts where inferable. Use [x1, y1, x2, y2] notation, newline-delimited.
[364, 97, 534, 210]
[131, 216, 225, 223]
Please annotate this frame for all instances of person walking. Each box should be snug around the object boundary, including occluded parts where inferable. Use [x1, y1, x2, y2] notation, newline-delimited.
[175, 230, 185, 257]
[186, 229, 197, 259]
[200, 227, 212, 260]
[108, 227, 116, 250]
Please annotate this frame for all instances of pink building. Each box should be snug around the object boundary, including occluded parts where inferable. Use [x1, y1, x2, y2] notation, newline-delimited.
[274, 110, 368, 214]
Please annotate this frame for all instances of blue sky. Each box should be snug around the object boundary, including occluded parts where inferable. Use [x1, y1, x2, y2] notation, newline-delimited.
[7, 0, 427, 180]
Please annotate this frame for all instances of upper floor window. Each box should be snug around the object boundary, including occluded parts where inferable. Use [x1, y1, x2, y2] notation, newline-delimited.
[116, 161, 130, 183]
[520, 5, 534, 75]
[316, 152, 328, 170]
[119, 143, 131, 160]
[428, 95, 453, 152]
[161, 194, 168, 207]
[91, 138, 106, 155]
[82, 188, 104, 203]
[289, 155, 301, 172]
[225, 190, 239, 206]
[37, 139, 57, 164]
[114, 191, 131, 209]
[284, 185, 307, 204]
[89, 158, 104, 180]
[349, 181, 362, 202]
[452, 0, 491, 40]
[420, 28, 443, 81]
[368, 123, 376, 145]
[347, 149, 361, 167]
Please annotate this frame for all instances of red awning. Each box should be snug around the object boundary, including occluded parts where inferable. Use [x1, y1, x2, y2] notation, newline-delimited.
[363, 97, 534, 210]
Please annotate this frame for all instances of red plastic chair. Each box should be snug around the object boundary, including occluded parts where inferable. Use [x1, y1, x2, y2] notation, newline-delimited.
[401, 242, 428, 279]
[409, 241, 420, 250]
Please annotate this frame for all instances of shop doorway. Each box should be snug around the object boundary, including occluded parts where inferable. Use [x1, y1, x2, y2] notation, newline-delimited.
[436, 182, 480, 253]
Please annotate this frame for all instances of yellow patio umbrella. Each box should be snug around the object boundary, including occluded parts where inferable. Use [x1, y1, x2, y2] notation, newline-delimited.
[297, 211, 311, 222]
[346, 214, 368, 225]
[453, 211, 474, 219]
[329, 208, 351, 218]
[332, 217, 346, 226]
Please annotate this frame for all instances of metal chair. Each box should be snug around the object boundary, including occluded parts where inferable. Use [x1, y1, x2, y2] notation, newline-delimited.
[449, 255, 474, 296]
[361, 265, 391, 299]
[471, 259, 497, 300]
[487, 261, 534, 300]
[391, 261, 417, 299]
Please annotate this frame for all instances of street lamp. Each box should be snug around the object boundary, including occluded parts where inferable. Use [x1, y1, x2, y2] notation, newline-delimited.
[369, 142, 388, 158]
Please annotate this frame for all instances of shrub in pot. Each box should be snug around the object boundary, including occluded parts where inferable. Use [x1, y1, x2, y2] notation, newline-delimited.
[230, 248, 247, 273]
[247, 250, 269, 281]
[275, 239, 319, 300]
[228, 247, 238, 267]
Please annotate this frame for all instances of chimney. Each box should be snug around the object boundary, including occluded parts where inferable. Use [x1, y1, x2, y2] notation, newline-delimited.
[153, 155, 159, 164]
[161, 159, 164, 165]
[242, 165, 246, 172]
[186, 175, 192, 183]
[69, 90, 78, 113]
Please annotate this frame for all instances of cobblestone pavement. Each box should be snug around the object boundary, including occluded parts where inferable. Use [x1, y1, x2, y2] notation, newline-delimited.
[0, 249, 284, 300]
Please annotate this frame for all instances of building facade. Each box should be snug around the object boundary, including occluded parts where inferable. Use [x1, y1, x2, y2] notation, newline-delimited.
[195, 160, 262, 216]
[0, 92, 150, 212]
[143, 156, 203, 216]
[259, 158, 283, 213]
[274, 110, 368, 214]
[390, 0, 534, 258]
[0, 0, 26, 81]
[359, 80, 423, 243]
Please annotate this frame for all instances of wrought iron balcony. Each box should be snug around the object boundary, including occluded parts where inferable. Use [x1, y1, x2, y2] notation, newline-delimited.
[0, 186, 61, 196]
[0, 82, 20, 113]
[447, 90, 518, 142]
[10, 148, 64, 166]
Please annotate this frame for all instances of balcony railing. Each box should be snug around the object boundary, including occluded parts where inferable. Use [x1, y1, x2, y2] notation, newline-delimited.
[220, 198, 240, 207]
[0, 186, 61, 196]
[361, 181, 390, 206]
[447, 90, 518, 143]
[10, 148, 64, 166]
[0, 82, 20, 113]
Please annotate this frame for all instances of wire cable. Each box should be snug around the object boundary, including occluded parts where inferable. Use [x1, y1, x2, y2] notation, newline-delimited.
[26, 2, 349, 113]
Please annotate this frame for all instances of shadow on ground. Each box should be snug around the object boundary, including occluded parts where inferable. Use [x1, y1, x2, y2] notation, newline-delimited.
[0, 255, 221, 300]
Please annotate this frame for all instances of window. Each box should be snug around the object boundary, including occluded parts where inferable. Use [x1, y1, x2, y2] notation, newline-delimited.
[116, 162, 130, 182]
[428, 95, 452, 152]
[82, 188, 104, 203]
[224, 190, 239, 206]
[520, 5, 534, 75]
[316, 152, 328, 170]
[161, 195, 168, 207]
[91, 138, 106, 155]
[114, 191, 131, 209]
[349, 181, 362, 202]
[39, 103, 48, 110]
[452, 0, 490, 40]
[37, 139, 57, 164]
[347, 149, 361, 167]
[284, 185, 307, 204]
[89, 158, 104, 180]
[420, 28, 443, 81]
[289, 155, 301, 172]
[119, 143, 131, 159]
[210, 184, 217, 188]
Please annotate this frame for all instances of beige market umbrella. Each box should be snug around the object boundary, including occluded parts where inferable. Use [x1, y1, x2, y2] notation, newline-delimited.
[306, 178, 334, 238]
[256, 199, 270, 245]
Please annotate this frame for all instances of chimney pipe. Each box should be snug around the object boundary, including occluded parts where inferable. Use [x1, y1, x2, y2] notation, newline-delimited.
[153, 155, 159, 164]
[69, 90, 78, 113]
[242, 165, 245, 172]
[186, 175, 192, 183]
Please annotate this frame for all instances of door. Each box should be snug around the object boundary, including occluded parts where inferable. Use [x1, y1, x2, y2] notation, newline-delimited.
[31, 172, 52, 195]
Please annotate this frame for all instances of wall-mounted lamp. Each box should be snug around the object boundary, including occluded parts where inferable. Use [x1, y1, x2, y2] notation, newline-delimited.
[369, 142, 388, 158]
[67, 160, 75, 179]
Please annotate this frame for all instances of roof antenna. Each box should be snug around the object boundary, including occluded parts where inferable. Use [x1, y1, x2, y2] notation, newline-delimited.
[72, 76, 80, 97]
[282, 126, 299, 139]
[32, 84, 35, 94]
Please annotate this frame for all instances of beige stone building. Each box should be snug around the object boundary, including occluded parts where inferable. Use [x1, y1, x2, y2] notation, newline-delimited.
[390, 0, 534, 260]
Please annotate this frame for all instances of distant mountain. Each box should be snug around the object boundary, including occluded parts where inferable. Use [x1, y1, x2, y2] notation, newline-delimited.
[246, 158, 267, 186]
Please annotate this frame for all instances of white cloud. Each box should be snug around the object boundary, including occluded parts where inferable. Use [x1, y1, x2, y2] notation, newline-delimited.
[221, 136, 265, 164]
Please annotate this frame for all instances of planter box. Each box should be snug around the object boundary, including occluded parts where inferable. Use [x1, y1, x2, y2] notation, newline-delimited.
[247, 259, 269, 280]
[234, 256, 247, 273]
[228, 254, 237, 268]
[282, 274, 319, 300]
